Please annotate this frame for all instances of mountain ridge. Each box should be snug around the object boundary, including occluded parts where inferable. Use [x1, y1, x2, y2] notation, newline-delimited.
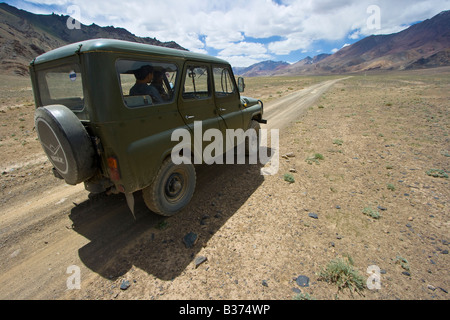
[238, 10, 450, 76]
[274, 10, 450, 75]
[0, 2, 186, 76]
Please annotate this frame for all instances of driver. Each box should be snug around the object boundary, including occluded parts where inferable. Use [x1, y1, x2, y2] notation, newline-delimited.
[129, 65, 163, 103]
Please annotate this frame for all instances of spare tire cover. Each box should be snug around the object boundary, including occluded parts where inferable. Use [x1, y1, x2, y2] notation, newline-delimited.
[35, 105, 96, 185]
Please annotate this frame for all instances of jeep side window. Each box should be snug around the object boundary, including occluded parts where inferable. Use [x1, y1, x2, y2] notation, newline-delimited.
[182, 65, 210, 99]
[213, 66, 236, 97]
[116, 59, 178, 108]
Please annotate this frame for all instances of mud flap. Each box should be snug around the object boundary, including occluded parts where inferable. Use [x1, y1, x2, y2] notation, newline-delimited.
[125, 192, 136, 220]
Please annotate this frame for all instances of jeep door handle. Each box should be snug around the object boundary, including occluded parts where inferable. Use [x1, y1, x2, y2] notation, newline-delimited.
[219, 108, 226, 112]
[185, 115, 195, 119]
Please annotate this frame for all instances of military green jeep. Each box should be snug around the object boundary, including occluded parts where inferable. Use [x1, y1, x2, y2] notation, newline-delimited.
[29, 39, 265, 217]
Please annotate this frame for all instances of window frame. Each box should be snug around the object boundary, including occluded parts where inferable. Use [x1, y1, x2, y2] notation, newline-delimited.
[212, 65, 237, 98]
[116, 58, 179, 109]
[36, 62, 85, 111]
[181, 64, 212, 101]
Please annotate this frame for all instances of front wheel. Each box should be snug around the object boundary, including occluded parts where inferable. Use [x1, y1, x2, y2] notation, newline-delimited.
[143, 157, 196, 216]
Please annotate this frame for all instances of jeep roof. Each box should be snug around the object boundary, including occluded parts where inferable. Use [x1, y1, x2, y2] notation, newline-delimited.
[31, 38, 229, 66]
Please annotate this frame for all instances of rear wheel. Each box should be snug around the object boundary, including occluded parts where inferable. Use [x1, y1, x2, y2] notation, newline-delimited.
[143, 157, 196, 216]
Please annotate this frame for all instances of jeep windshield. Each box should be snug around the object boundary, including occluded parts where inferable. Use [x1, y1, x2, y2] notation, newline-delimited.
[36, 63, 84, 111]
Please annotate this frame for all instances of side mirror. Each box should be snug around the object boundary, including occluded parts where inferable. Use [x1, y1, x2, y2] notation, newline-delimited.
[237, 77, 245, 93]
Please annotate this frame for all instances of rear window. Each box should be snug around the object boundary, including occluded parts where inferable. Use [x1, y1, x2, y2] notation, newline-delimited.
[37, 63, 84, 111]
[116, 59, 178, 108]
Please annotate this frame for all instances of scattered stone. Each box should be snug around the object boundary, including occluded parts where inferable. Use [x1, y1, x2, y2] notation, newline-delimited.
[262, 280, 269, 287]
[402, 271, 411, 277]
[194, 256, 207, 269]
[335, 205, 341, 209]
[308, 213, 318, 219]
[120, 280, 131, 290]
[408, 216, 414, 221]
[289, 168, 297, 173]
[292, 287, 301, 294]
[285, 152, 295, 157]
[377, 206, 387, 211]
[183, 232, 198, 248]
[427, 284, 436, 291]
[296, 275, 310, 287]
[438, 287, 448, 294]
[442, 250, 449, 254]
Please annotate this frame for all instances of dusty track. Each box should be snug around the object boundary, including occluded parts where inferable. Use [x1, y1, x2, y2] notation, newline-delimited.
[263, 77, 349, 131]
[0, 78, 344, 299]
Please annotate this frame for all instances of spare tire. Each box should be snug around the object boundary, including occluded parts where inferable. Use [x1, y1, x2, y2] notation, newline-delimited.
[35, 105, 96, 185]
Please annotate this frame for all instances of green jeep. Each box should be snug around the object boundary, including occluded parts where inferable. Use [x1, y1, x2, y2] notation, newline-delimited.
[29, 39, 265, 217]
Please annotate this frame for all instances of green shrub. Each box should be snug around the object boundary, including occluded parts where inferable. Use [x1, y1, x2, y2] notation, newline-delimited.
[387, 184, 395, 191]
[283, 173, 295, 183]
[318, 256, 365, 293]
[306, 153, 324, 164]
[363, 207, 381, 219]
[426, 169, 448, 178]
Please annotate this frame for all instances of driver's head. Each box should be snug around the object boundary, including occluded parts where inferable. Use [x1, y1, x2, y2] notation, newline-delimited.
[134, 65, 154, 81]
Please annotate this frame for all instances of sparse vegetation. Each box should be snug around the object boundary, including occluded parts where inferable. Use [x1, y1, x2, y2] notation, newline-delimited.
[306, 153, 324, 165]
[426, 169, 448, 178]
[318, 256, 365, 294]
[283, 173, 295, 183]
[362, 206, 381, 219]
[395, 256, 410, 272]
[293, 292, 314, 300]
[156, 220, 169, 230]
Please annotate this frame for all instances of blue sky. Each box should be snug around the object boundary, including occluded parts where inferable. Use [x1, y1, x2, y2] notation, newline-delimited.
[4, 0, 450, 67]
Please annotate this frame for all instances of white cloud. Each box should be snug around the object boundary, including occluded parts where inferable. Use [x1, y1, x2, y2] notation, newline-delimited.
[10, 0, 450, 67]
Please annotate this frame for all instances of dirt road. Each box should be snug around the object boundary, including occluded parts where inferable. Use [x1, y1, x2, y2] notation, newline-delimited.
[263, 77, 349, 131]
[0, 78, 344, 299]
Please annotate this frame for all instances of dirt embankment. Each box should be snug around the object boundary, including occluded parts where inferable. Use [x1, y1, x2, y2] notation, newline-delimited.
[0, 69, 448, 300]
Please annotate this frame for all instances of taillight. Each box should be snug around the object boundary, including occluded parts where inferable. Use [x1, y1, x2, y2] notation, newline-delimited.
[107, 156, 121, 181]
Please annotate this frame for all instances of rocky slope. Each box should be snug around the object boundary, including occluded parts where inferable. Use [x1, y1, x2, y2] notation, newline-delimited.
[0, 3, 186, 76]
